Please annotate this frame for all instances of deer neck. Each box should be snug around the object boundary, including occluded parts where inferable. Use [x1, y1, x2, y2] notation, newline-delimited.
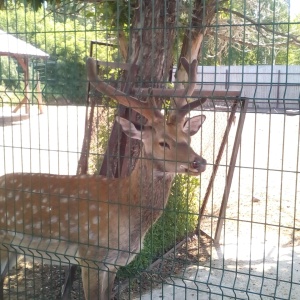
[128, 148, 174, 210]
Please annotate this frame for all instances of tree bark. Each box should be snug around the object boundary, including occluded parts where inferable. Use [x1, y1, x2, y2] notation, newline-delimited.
[99, 0, 177, 178]
[118, 30, 128, 62]
[127, 0, 177, 85]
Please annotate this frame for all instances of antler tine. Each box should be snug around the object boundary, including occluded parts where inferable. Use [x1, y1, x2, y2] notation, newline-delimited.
[87, 57, 162, 123]
[180, 57, 198, 99]
[168, 57, 201, 124]
[179, 98, 207, 116]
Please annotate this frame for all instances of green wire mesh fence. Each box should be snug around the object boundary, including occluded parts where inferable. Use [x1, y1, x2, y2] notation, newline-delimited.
[0, 0, 299, 299]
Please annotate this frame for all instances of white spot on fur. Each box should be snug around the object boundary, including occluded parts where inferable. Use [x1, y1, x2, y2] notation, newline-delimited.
[51, 216, 58, 223]
[41, 205, 49, 212]
[89, 232, 95, 241]
[60, 198, 68, 204]
[35, 223, 41, 230]
[90, 204, 96, 211]
[70, 227, 77, 234]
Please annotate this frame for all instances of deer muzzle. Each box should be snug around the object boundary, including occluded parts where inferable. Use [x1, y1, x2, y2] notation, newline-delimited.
[190, 158, 206, 173]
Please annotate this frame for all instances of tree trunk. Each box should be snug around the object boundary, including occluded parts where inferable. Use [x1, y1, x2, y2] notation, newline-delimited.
[99, 0, 177, 178]
[127, 0, 176, 85]
[118, 30, 128, 62]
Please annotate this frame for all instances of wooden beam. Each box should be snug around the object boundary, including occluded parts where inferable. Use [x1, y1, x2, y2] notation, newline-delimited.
[96, 60, 136, 71]
[132, 88, 241, 99]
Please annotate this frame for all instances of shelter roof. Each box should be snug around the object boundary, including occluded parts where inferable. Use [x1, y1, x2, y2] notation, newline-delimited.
[0, 29, 49, 59]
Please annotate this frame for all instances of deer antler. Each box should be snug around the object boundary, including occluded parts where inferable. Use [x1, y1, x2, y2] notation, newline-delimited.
[168, 57, 207, 124]
[180, 57, 198, 98]
[86, 57, 163, 123]
[87, 57, 206, 125]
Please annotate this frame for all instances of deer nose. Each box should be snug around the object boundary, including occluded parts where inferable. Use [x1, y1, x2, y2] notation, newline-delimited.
[190, 158, 206, 172]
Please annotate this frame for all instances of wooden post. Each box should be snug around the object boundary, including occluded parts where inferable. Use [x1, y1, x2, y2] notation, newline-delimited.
[13, 56, 30, 114]
[36, 72, 44, 114]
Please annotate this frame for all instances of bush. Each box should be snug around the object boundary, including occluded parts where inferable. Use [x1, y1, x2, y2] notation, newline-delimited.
[117, 174, 200, 278]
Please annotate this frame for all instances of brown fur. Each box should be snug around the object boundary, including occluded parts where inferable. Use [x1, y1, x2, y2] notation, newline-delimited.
[0, 117, 205, 299]
[0, 57, 207, 299]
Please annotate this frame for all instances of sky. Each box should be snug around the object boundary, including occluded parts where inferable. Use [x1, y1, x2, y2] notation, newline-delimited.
[289, 0, 300, 18]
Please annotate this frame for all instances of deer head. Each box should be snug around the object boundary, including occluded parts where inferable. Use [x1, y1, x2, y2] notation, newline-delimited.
[87, 57, 207, 175]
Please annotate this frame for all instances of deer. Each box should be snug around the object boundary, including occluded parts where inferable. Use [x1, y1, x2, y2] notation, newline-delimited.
[0, 57, 207, 299]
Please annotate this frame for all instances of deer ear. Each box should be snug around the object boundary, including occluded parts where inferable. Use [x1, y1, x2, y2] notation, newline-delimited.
[183, 115, 206, 136]
[116, 117, 145, 140]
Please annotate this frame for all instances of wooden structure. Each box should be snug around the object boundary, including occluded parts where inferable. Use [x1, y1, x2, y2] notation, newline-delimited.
[0, 30, 49, 114]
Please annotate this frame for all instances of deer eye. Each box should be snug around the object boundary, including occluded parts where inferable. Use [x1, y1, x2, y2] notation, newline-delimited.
[159, 142, 170, 149]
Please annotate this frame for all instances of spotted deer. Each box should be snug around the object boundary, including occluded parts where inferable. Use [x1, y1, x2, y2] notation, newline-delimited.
[0, 57, 206, 299]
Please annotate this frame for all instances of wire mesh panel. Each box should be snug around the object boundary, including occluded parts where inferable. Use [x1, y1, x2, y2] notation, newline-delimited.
[0, 0, 299, 299]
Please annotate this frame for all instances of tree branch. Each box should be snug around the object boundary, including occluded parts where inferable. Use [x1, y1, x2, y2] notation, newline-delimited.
[221, 7, 300, 45]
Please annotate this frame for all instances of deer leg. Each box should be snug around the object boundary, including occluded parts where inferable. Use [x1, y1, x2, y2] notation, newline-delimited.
[81, 265, 117, 300]
[61, 264, 77, 300]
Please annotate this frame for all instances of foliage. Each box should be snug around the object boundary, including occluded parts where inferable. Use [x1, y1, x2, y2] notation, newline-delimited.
[88, 103, 116, 174]
[0, 83, 25, 106]
[0, 1, 118, 103]
[117, 175, 200, 278]
[204, 0, 300, 66]
[0, 56, 22, 89]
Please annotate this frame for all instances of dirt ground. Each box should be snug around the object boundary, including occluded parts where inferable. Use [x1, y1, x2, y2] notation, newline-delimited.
[1, 232, 212, 300]
[1, 105, 299, 299]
